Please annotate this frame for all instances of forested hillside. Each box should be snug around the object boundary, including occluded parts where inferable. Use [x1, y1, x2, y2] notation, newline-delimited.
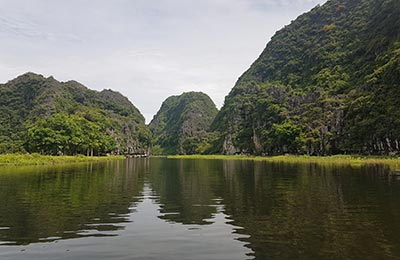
[213, 0, 400, 155]
[2, 0, 399, 157]
[0, 73, 150, 155]
[149, 92, 218, 155]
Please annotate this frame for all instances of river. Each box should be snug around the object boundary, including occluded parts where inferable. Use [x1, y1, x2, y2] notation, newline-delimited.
[0, 158, 399, 259]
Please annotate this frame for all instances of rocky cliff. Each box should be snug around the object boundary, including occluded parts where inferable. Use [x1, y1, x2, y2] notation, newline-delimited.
[0, 72, 150, 154]
[149, 92, 218, 155]
[212, 0, 400, 155]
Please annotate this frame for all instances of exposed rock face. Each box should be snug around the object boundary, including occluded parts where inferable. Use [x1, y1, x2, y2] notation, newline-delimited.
[0, 72, 150, 154]
[212, 0, 400, 155]
[149, 92, 218, 155]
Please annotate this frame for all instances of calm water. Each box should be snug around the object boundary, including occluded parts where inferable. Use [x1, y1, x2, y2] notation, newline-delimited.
[0, 158, 400, 259]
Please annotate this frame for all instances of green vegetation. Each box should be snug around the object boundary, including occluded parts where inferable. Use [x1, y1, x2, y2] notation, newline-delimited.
[0, 153, 124, 166]
[213, 0, 400, 156]
[168, 154, 400, 167]
[1, 0, 399, 158]
[0, 73, 150, 155]
[26, 113, 114, 155]
[149, 92, 218, 155]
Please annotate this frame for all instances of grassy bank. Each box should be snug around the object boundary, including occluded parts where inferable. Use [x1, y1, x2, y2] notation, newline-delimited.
[0, 153, 125, 166]
[167, 154, 400, 167]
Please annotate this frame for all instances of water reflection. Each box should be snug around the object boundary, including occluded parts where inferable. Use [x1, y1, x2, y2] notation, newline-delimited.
[218, 160, 400, 259]
[0, 158, 400, 259]
[0, 160, 146, 245]
[149, 159, 222, 225]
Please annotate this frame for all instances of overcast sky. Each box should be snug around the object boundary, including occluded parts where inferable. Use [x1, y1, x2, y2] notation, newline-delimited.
[0, 0, 326, 123]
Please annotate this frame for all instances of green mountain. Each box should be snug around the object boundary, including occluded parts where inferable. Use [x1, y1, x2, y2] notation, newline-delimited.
[0, 72, 150, 155]
[149, 92, 218, 155]
[213, 0, 400, 155]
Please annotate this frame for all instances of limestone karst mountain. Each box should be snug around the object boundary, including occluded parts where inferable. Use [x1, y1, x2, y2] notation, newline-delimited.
[212, 0, 400, 155]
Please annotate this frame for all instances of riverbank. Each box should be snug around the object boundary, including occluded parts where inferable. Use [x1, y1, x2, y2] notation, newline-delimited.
[0, 153, 125, 166]
[167, 154, 400, 167]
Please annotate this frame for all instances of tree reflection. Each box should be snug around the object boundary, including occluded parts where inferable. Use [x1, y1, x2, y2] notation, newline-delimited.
[218, 160, 400, 259]
[149, 158, 221, 225]
[1, 158, 400, 259]
[0, 159, 147, 245]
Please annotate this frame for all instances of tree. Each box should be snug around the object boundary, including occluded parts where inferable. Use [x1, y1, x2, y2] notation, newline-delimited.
[26, 113, 115, 155]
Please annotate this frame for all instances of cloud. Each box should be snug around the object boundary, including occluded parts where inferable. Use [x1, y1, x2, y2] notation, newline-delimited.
[0, 0, 326, 123]
[0, 15, 48, 39]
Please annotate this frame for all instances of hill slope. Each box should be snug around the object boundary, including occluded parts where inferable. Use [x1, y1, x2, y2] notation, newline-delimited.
[149, 92, 218, 155]
[0, 73, 150, 155]
[213, 0, 400, 155]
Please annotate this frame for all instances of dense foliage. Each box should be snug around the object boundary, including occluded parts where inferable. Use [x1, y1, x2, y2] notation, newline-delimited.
[26, 113, 115, 155]
[1, 0, 398, 157]
[149, 92, 218, 155]
[213, 0, 400, 155]
[0, 73, 150, 155]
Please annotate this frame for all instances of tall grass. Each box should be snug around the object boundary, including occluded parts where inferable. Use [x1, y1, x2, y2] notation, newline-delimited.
[167, 154, 400, 168]
[0, 153, 125, 166]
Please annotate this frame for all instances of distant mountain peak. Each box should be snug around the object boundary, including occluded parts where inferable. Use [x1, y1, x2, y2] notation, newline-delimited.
[0, 73, 150, 154]
[149, 92, 218, 155]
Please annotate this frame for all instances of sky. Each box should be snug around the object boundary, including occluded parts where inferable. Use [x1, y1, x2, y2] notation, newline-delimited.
[0, 0, 326, 123]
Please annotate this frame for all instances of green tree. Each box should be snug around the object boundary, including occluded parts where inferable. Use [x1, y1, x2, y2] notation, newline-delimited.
[26, 113, 115, 155]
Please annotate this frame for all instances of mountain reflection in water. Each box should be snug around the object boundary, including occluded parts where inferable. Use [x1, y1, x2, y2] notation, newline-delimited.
[0, 158, 399, 259]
